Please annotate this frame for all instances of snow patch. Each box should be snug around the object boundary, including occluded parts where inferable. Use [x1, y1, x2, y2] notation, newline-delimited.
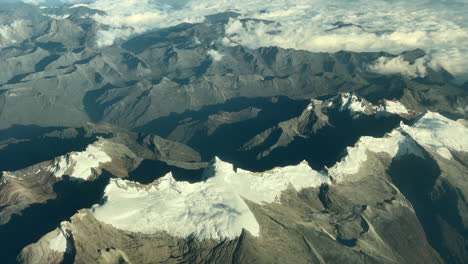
[329, 130, 424, 182]
[92, 158, 329, 240]
[326, 93, 411, 118]
[207, 49, 224, 61]
[335, 93, 370, 115]
[382, 100, 409, 115]
[48, 139, 112, 180]
[48, 227, 69, 253]
[401, 112, 468, 159]
[2, 171, 20, 180]
[329, 111, 468, 181]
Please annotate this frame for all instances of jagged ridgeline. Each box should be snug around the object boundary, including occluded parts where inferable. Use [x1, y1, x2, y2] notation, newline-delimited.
[0, 2, 467, 264]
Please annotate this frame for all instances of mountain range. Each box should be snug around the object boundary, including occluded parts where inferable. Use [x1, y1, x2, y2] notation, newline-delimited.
[0, 2, 467, 264]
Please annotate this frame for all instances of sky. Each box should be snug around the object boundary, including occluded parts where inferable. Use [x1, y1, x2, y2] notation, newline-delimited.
[3, 0, 468, 81]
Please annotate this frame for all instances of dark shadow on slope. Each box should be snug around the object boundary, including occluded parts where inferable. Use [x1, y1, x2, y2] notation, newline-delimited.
[121, 52, 148, 71]
[0, 125, 66, 141]
[36, 41, 67, 53]
[83, 83, 120, 123]
[127, 159, 204, 184]
[358, 75, 406, 104]
[35, 54, 61, 72]
[213, 112, 403, 172]
[185, 99, 310, 166]
[61, 232, 76, 264]
[6, 72, 33, 84]
[0, 173, 111, 264]
[388, 155, 468, 264]
[137, 96, 405, 172]
[337, 238, 357, 247]
[137, 96, 309, 139]
[122, 23, 198, 54]
[0, 127, 99, 172]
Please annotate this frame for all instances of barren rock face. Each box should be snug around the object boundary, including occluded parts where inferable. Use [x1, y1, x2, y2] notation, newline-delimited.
[19, 153, 443, 264]
[297, 99, 330, 136]
[17, 111, 468, 264]
[2, 97, 467, 264]
[0, 1, 467, 264]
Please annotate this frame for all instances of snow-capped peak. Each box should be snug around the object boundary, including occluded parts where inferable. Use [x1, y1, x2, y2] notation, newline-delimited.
[336, 93, 373, 115]
[92, 157, 330, 240]
[382, 100, 410, 116]
[401, 112, 468, 160]
[47, 138, 112, 181]
[328, 111, 468, 182]
[324, 93, 411, 118]
[328, 130, 425, 182]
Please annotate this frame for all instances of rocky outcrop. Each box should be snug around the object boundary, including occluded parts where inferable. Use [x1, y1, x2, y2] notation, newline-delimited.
[18, 223, 73, 264]
[297, 99, 330, 135]
[0, 137, 131, 225]
[167, 107, 261, 144]
[0, 3, 467, 263]
[240, 93, 416, 162]
[19, 154, 444, 264]
[0, 128, 204, 226]
[0, 166, 57, 225]
[0, 5, 466, 131]
[8, 111, 468, 264]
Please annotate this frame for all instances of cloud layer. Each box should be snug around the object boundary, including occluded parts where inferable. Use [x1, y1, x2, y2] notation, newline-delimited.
[19, 0, 468, 81]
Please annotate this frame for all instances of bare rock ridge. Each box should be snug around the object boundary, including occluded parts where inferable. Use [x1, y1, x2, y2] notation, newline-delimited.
[0, 127, 205, 224]
[0, 5, 466, 131]
[240, 93, 416, 160]
[8, 108, 468, 264]
[0, 98, 462, 263]
[0, 2, 467, 264]
[0, 125, 206, 264]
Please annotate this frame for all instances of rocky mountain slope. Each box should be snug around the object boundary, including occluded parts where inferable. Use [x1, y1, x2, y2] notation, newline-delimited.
[14, 110, 468, 264]
[0, 1, 467, 264]
[0, 5, 466, 131]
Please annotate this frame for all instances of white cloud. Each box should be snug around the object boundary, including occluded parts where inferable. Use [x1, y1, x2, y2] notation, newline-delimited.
[368, 49, 468, 82]
[20, 0, 468, 80]
[94, 27, 134, 47]
[0, 20, 32, 48]
[207, 49, 224, 61]
[221, 5, 468, 54]
[219, 0, 467, 81]
[429, 48, 468, 82]
[83, 0, 205, 47]
[369, 56, 428, 78]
